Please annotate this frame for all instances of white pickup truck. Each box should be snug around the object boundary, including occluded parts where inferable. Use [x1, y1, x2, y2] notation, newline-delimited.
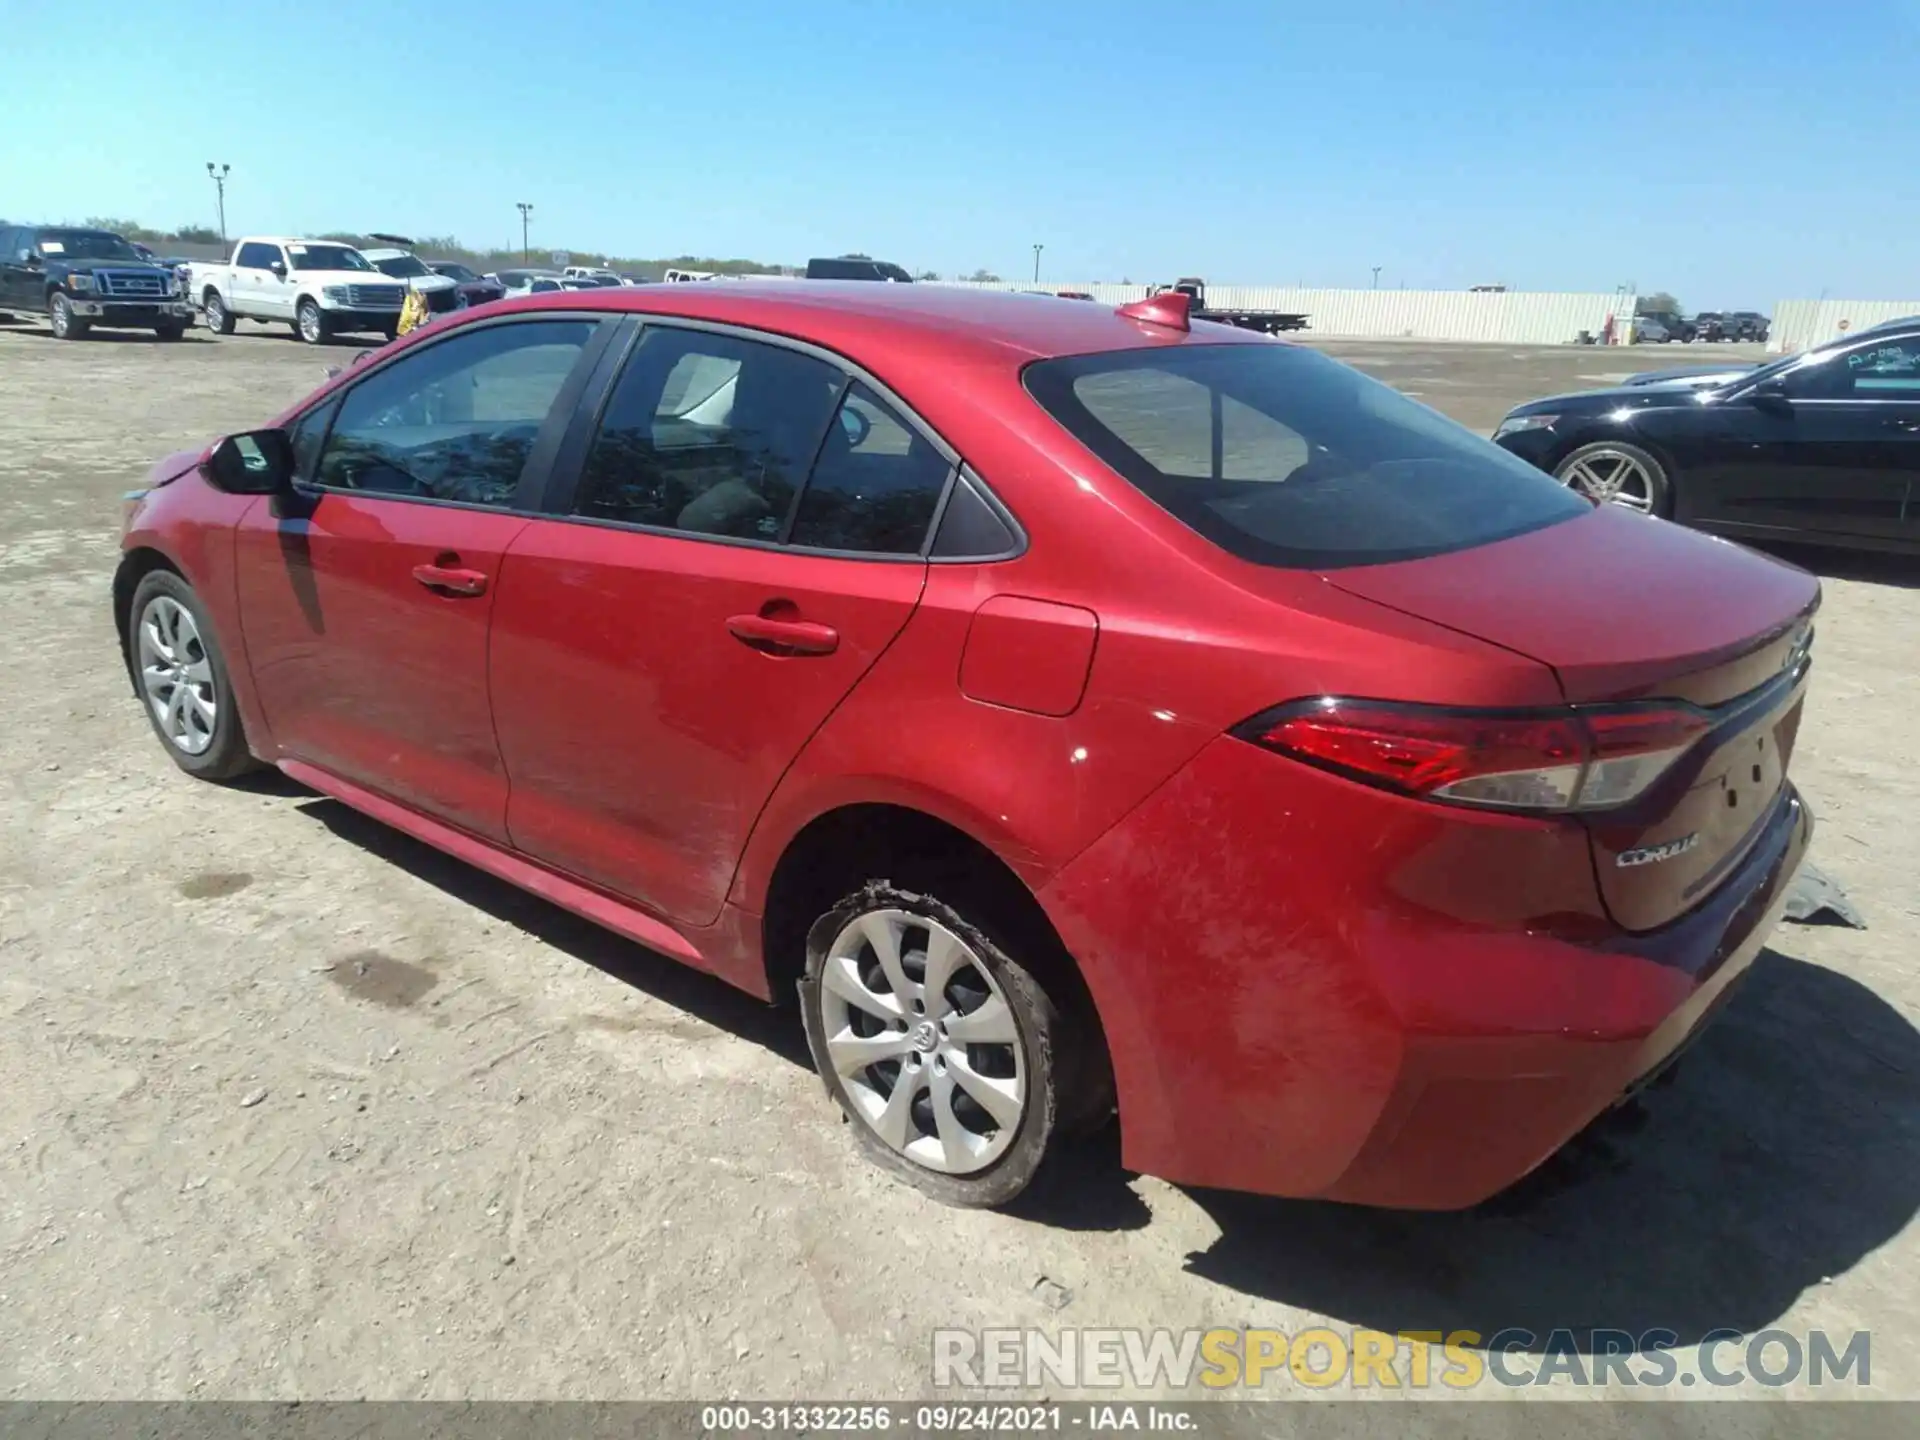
[187, 237, 408, 344]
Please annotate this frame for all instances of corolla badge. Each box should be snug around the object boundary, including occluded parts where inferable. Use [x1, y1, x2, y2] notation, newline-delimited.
[1617, 834, 1700, 868]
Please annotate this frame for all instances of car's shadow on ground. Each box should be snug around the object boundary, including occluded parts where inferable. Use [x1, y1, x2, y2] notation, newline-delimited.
[287, 794, 1918, 1345]
[294, 796, 811, 1068]
[1750, 540, 1920, 590]
[1024, 949, 1920, 1347]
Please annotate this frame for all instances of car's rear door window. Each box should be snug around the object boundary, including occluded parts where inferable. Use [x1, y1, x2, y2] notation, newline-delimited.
[787, 383, 954, 554]
[1025, 344, 1588, 569]
[572, 326, 843, 541]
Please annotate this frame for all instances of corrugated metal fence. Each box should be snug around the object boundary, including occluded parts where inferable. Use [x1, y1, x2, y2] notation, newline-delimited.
[1767, 298, 1920, 354]
[935, 281, 1636, 345]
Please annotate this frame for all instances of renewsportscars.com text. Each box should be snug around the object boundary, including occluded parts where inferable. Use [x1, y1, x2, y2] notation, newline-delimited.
[933, 1327, 1872, 1391]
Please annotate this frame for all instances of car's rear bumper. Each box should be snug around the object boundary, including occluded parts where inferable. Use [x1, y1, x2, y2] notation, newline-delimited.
[1039, 737, 1812, 1209]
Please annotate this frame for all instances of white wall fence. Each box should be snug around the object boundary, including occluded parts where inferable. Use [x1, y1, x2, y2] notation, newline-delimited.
[935, 281, 1637, 345]
[1767, 298, 1920, 354]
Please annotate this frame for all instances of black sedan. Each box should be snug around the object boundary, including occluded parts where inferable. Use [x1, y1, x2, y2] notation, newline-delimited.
[425, 261, 507, 309]
[1494, 321, 1920, 554]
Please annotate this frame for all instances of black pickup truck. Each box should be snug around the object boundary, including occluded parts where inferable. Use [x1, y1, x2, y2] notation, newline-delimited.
[1151, 277, 1308, 333]
[0, 224, 197, 339]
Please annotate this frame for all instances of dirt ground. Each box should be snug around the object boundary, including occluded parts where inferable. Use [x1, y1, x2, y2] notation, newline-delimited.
[1, 318, 1915, 1405]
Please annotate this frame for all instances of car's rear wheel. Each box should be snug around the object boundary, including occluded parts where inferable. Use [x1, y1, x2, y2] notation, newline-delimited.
[1554, 440, 1670, 518]
[49, 292, 88, 340]
[297, 300, 329, 345]
[126, 570, 261, 781]
[801, 884, 1077, 1208]
[203, 290, 235, 335]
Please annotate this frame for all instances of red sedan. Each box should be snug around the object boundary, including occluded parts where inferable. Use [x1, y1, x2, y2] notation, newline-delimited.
[116, 283, 1816, 1209]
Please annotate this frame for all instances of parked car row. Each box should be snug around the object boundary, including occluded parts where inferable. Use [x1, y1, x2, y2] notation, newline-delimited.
[1633, 309, 1770, 344]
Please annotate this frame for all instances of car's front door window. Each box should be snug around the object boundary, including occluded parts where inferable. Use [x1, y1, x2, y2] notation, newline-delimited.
[1789, 337, 1920, 400]
[313, 320, 597, 507]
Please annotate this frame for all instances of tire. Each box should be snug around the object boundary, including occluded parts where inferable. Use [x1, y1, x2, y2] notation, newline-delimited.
[125, 570, 262, 782]
[1553, 440, 1672, 519]
[154, 322, 186, 342]
[799, 881, 1091, 1208]
[203, 289, 235, 335]
[382, 324, 400, 343]
[297, 299, 330, 345]
[48, 292, 89, 340]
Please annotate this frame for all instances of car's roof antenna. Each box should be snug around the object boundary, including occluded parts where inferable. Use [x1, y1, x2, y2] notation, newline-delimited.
[1115, 291, 1191, 331]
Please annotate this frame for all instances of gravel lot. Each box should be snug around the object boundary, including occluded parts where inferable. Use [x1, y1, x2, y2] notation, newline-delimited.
[1, 319, 1915, 1404]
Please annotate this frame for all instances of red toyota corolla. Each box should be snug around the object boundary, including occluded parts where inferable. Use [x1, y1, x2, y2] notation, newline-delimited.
[116, 283, 1816, 1209]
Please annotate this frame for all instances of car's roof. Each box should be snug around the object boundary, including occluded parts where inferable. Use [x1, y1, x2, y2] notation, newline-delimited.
[483, 279, 1272, 365]
[359, 247, 408, 259]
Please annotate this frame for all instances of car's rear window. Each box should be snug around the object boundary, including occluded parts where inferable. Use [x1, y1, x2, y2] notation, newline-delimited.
[1024, 343, 1588, 569]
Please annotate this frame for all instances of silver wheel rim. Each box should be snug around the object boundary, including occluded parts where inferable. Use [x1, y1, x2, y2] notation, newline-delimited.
[206, 294, 223, 328]
[136, 595, 217, 755]
[817, 909, 1027, 1175]
[50, 296, 68, 337]
[1559, 448, 1657, 513]
[300, 305, 321, 343]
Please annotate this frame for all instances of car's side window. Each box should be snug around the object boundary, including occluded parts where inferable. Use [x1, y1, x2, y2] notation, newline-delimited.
[312, 319, 596, 507]
[788, 382, 954, 554]
[288, 396, 341, 482]
[236, 241, 273, 269]
[572, 326, 843, 541]
[1790, 338, 1920, 400]
[1841, 338, 1920, 396]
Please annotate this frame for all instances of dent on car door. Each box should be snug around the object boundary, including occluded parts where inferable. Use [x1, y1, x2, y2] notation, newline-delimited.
[490, 323, 955, 926]
[232, 316, 610, 839]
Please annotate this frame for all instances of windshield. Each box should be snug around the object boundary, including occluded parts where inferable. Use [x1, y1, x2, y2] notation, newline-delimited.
[433, 262, 478, 282]
[288, 244, 374, 273]
[36, 230, 144, 262]
[1025, 343, 1589, 569]
[373, 254, 431, 278]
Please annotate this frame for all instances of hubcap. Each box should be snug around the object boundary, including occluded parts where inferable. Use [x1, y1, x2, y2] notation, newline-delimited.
[207, 295, 223, 326]
[51, 296, 68, 336]
[300, 306, 321, 342]
[816, 909, 1026, 1175]
[136, 596, 217, 755]
[1558, 449, 1657, 513]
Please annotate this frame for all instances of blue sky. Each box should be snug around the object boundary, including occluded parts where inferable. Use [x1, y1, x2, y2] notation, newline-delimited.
[6, 0, 1917, 307]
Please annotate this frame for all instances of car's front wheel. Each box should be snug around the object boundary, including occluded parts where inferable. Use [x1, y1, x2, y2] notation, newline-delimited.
[1553, 440, 1671, 517]
[297, 299, 329, 345]
[203, 290, 235, 335]
[49, 292, 89, 340]
[801, 884, 1084, 1208]
[126, 570, 261, 781]
[154, 321, 186, 342]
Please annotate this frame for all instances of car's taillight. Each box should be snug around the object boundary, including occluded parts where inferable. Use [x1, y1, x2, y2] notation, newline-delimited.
[1236, 698, 1711, 814]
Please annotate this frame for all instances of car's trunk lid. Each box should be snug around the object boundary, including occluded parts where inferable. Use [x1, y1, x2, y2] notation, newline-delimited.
[1322, 505, 1819, 930]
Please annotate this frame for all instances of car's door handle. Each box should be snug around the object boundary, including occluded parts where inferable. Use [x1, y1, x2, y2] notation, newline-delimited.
[726, 613, 839, 655]
[412, 563, 489, 597]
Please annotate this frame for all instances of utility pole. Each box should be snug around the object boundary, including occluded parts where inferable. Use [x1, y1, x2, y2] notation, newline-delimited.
[1371, 266, 1381, 289]
[205, 163, 230, 245]
[516, 202, 534, 264]
[1032, 243, 1043, 283]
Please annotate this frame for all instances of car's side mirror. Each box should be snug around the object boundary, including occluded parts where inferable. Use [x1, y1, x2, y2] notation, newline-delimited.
[269, 260, 287, 278]
[1747, 377, 1793, 413]
[23, 251, 43, 268]
[206, 429, 295, 495]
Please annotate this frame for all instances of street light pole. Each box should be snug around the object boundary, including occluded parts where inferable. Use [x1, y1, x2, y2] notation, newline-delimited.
[516, 202, 533, 264]
[205, 163, 230, 246]
[1371, 266, 1381, 289]
[1032, 243, 1043, 283]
